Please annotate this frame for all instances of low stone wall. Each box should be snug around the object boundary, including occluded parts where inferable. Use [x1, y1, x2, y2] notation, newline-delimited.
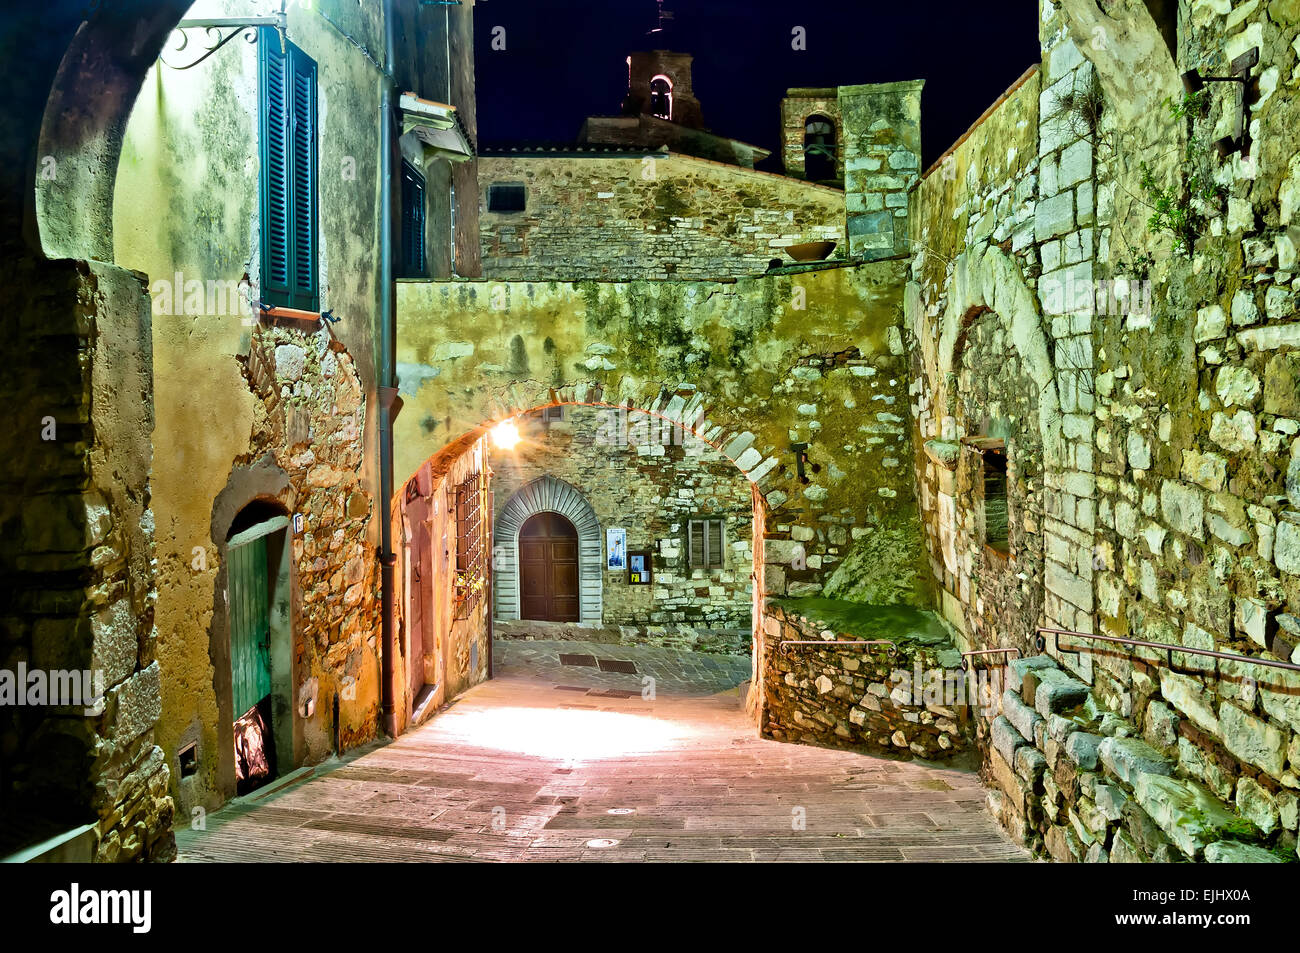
[760, 600, 973, 759]
[985, 655, 1297, 863]
[493, 619, 749, 656]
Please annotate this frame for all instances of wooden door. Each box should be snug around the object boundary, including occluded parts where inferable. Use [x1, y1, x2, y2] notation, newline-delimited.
[228, 534, 272, 719]
[518, 512, 579, 622]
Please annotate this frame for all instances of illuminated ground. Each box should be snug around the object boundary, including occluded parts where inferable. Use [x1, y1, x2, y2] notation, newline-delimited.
[177, 641, 1029, 862]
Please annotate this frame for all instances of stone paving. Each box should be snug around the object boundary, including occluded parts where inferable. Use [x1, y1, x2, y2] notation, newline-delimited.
[177, 641, 1029, 862]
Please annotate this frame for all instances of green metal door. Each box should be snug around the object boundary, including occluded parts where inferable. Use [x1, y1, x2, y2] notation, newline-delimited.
[229, 535, 272, 719]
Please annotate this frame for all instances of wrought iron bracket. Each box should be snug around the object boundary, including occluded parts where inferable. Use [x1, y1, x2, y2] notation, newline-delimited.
[161, 16, 286, 71]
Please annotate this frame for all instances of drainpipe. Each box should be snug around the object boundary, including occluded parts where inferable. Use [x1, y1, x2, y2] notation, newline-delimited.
[378, 0, 400, 736]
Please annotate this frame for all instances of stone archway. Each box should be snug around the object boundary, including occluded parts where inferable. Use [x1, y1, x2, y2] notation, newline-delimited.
[494, 475, 603, 624]
[924, 243, 1063, 469]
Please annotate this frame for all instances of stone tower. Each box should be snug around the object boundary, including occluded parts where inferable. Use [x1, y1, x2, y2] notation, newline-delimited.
[620, 50, 704, 129]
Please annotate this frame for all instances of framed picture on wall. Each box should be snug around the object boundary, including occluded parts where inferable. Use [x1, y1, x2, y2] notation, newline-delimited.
[606, 527, 626, 570]
[627, 550, 652, 585]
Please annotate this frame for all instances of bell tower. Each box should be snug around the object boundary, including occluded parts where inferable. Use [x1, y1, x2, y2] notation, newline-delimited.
[621, 50, 705, 130]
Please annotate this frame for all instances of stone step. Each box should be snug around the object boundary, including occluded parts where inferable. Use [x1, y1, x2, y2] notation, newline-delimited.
[1134, 774, 1260, 859]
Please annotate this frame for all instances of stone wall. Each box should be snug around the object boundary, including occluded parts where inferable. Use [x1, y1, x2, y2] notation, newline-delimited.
[394, 264, 931, 611]
[760, 600, 972, 760]
[0, 260, 175, 862]
[478, 153, 845, 281]
[907, 0, 1300, 861]
[490, 405, 754, 631]
[986, 653, 1291, 863]
[841, 81, 924, 261]
[494, 619, 748, 656]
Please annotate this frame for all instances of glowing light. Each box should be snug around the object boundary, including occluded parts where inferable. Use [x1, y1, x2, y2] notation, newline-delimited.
[436, 706, 693, 761]
[490, 420, 521, 450]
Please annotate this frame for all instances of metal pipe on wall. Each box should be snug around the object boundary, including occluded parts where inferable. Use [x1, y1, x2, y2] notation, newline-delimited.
[377, 0, 399, 736]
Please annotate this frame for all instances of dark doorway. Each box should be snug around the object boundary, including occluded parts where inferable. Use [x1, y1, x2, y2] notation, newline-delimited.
[226, 511, 292, 796]
[519, 512, 580, 622]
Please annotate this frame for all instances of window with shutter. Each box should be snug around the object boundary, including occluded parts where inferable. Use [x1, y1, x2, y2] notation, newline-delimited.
[399, 160, 427, 278]
[259, 30, 318, 312]
[688, 518, 725, 569]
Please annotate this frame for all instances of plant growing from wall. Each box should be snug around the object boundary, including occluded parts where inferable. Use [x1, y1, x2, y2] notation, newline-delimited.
[1136, 91, 1224, 256]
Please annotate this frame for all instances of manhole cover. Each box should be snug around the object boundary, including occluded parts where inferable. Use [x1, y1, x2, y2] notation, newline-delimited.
[586, 838, 620, 848]
[606, 808, 636, 815]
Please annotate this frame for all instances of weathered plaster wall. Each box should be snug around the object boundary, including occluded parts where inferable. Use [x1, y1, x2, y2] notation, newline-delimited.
[490, 405, 754, 632]
[395, 265, 932, 614]
[390, 435, 490, 732]
[111, 0, 390, 817]
[478, 154, 845, 281]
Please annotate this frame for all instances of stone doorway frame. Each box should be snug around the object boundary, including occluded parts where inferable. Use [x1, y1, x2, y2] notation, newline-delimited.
[494, 475, 603, 624]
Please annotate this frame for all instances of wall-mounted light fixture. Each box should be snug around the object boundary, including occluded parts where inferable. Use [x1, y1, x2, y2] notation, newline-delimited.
[1180, 46, 1259, 158]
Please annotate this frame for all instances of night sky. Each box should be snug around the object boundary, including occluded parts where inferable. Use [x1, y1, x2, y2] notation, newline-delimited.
[472, 0, 1042, 168]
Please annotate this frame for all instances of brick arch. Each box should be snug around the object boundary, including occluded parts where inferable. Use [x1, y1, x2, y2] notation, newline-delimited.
[494, 476, 603, 623]
[449, 390, 785, 505]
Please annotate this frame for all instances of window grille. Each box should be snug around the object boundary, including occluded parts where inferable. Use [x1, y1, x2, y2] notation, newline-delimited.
[453, 474, 485, 618]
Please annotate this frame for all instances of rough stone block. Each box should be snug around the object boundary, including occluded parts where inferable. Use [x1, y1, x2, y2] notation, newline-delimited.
[1203, 841, 1284, 863]
[1135, 773, 1258, 858]
[1218, 702, 1287, 778]
[1098, 736, 1175, 787]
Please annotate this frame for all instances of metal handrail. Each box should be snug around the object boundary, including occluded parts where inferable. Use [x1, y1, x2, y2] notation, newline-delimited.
[1036, 626, 1300, 674]
[960, 647, 1021, 670]
[779, 639, 897, 656]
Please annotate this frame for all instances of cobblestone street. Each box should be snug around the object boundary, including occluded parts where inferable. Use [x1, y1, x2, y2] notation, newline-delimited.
[178, 641, 1028, 862]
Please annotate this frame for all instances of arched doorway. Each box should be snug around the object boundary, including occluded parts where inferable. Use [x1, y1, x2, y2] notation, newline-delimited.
[519, 512, 580, 622]
[224, 500, 295, 797]
[494, 475, 603, 624]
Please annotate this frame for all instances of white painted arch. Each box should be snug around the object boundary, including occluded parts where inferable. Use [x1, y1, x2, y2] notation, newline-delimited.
[494, 475, 603, 623]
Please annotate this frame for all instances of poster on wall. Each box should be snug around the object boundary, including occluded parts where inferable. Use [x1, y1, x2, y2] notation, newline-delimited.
[606, 528, 626, 570]
[627, 550, 652, 585]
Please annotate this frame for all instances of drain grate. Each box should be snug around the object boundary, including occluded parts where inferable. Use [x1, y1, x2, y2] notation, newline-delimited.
[555, 685, 588, 692]
[596, 658, 638, 674]
[587, 688, 640, 699]
[559, 654, 598, 667]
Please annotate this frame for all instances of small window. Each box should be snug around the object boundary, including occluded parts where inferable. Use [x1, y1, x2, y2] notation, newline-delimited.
[649, 76, 673, 120]
[982, 448, 1010, 555]
[487, 182, 526, 213]
[399, 159, 427, 278]
[688, 519, 725, 569]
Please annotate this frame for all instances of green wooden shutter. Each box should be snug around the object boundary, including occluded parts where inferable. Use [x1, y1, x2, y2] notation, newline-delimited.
[228, 536, 272, 719]
[288, 43, 318, 310]
[259, 30, 318, 311]
[259, 30, 292, 306]
[400, 160, 426, 278]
